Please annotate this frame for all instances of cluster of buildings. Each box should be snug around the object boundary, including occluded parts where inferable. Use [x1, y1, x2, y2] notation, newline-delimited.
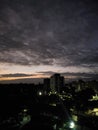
[42, 73, 98, 95]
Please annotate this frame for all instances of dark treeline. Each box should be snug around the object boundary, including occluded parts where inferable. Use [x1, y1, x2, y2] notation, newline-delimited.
[0, 83, 44, 121]
[0, 83, 44, 96]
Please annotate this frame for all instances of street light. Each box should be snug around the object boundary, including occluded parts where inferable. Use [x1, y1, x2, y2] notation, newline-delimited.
[38, 91, 42, 96]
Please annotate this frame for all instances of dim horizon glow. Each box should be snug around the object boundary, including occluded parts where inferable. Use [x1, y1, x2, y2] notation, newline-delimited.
[0, 63, 97, 82]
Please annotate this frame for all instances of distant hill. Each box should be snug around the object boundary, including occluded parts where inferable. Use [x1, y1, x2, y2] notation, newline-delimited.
[0, 78, 43, 84]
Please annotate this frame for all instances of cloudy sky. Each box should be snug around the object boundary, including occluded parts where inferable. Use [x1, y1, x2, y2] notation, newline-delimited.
[0, 0, 98, 83]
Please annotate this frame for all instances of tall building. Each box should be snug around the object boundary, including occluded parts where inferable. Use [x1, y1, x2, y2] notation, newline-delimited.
[50, 73, 64, 93]
[43, 78, 50, 93]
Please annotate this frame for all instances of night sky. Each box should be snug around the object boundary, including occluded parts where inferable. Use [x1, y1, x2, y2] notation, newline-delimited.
[0, 0, 98, 83]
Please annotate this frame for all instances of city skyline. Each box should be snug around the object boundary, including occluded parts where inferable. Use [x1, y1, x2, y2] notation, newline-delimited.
[0, 0, 98, 83]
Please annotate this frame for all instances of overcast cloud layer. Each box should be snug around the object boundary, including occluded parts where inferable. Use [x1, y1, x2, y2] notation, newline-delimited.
[0, 0, 98, 81]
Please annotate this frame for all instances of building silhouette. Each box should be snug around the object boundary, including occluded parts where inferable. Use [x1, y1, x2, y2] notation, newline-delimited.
[50, 73, 64, 93]
[43, 78, 50, 93]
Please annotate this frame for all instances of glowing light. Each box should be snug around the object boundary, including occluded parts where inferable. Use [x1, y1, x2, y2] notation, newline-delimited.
[23, 109, 28, 112]
[69, 121, 75, 129]
[38, 91, 42, 96]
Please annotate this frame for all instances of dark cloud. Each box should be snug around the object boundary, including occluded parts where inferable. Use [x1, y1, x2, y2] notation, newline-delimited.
[62, 72, 98, 79]
[0, 73, 33, 78]
[37, 71, 57, 76]
[0, 0, 98, 72]
[38, 71, 98, 80]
